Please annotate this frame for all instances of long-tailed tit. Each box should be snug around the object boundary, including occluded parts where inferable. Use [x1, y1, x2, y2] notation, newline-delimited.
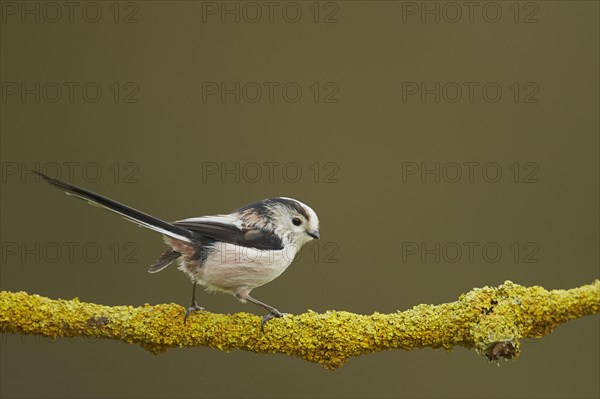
[32, 171, 320, 329]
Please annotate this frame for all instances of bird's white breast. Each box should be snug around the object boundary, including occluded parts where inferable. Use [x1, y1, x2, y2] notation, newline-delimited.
[179, 242, 298, 294]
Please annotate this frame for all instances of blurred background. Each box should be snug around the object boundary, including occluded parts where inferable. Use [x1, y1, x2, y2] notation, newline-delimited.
[1, 1, 598, 398]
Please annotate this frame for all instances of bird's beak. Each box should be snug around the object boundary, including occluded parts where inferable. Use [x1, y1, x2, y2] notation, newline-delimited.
[308, 230, 320, 240]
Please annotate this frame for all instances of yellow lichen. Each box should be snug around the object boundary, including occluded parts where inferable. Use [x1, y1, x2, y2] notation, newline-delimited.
[1, 280, 598, 370]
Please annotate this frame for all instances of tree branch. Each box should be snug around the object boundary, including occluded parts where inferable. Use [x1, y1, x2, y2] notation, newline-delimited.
[1, 280, 598, 370]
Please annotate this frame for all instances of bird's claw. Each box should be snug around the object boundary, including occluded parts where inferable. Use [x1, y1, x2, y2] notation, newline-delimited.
[261, 311, 289, 332]
[184, 303, 205, 323]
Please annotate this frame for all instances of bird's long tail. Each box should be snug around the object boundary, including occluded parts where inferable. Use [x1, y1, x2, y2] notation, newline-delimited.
[32, 171, 194, 244]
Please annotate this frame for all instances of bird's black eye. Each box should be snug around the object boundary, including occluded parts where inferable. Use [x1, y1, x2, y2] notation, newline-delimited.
[292, 217, 302, 226]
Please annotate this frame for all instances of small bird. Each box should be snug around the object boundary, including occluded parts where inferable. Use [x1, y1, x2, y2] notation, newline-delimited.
[32, 171, 320, 329]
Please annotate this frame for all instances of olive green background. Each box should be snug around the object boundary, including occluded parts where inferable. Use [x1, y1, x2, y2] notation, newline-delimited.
[1, 1, 598, 398]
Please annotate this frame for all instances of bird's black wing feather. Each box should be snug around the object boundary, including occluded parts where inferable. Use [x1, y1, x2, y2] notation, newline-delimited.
[173, 221, 284, 250]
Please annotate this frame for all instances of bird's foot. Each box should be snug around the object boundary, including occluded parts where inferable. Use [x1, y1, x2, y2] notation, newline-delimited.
[184, 303, 205, 323]
[261, 310, 288, 332]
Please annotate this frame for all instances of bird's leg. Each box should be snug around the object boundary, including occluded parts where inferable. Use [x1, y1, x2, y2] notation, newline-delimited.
[237, 292, 287, 332]
[184, 282, 205, 323]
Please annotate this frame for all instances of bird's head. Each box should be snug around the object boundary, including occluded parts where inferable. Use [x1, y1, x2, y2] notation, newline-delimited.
[237, 197, 320, 248]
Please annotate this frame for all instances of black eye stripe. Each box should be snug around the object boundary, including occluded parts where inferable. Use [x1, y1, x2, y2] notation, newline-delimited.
[235, 198, 310, 221]
[274, 198, 309, 220]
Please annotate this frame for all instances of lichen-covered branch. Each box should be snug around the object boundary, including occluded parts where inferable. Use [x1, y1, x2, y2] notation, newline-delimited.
[1, 280, 598, 369]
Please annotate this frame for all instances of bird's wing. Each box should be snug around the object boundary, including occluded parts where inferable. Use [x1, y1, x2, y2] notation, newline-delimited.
[173, 215, 284, 250]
